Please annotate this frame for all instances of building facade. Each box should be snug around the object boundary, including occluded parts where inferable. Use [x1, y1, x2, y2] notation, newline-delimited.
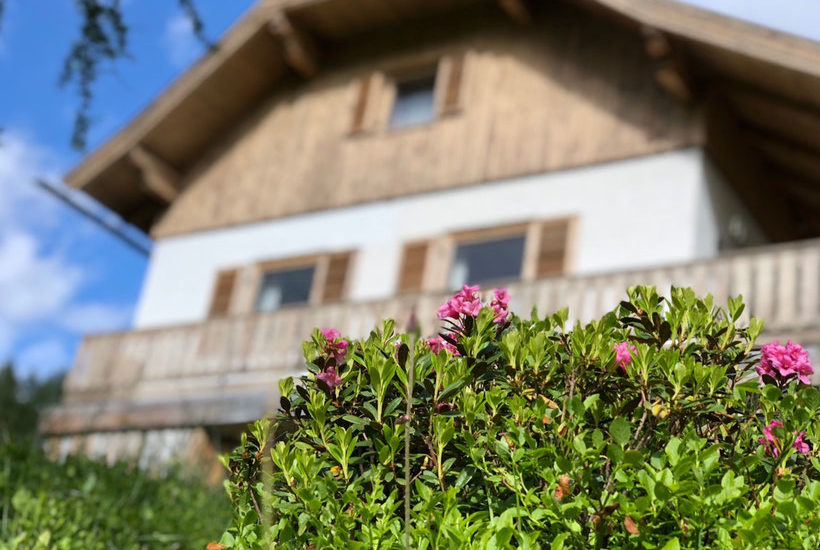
[42, 0, 820, 469]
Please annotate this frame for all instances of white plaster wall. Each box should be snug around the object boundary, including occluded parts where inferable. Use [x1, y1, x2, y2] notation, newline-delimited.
[134, 148, 753, 328]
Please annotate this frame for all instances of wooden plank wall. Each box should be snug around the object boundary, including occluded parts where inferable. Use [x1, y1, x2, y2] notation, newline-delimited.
[152, 9, 700, 238]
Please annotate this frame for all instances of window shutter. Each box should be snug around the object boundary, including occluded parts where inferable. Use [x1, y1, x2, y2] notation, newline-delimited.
[350, 75, 372, 134]
[536, 220, 569, 277]
[440, 54, 465, 115]
[397, 242, 429, 293]
[321, 252, 351, 303]
[208, 269, 237, 318]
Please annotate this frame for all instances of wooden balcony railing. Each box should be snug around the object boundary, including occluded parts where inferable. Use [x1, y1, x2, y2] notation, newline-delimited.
[48, 238, 820, 433]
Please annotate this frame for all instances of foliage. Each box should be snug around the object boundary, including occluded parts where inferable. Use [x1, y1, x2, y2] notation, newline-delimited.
[0, 363, 63, 444]
[218, 286, 820, 549]
[0, 442, 231, 550]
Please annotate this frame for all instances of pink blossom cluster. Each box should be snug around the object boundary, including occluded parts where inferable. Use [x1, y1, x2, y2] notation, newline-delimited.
[756, 341, 814, 385]
[316, 328, 348, 390]
[436, 284, 510, 324]
[316, 366, 342, 390]
[427, 335, 459, 356]
[613, 341, 636, 372]
[758, 420, 810, 457]
[321, 328, 349, 364]
[437, 284, 483, 319]
[489, 287, 511, 323]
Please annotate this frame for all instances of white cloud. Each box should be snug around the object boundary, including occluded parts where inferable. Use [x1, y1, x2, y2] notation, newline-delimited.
[163, 12, 201, 69]
[0, 231, 83, 322]
[0, 130, 137, 376]
[0, 130, 61, 229]
[16, 339, 70, 378]
[60, 302, 132, 333]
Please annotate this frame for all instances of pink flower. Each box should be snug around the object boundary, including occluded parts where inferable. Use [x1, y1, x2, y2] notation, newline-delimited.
[462, 284, 480, 296]
[613, 342, 636, 372]
[427, 336, 459, 356]
[436, 285, 483, 320]
[794, 431, 811, 454]
[492, 287, 510, 307]
[317, 365, 342, 390]
[759, 420, 783, 457]
[758, 420, 810, 457]
[490, 287, 510, 323]
[321, 328, 341, 341]
[437, 300, 459, 319]
[321, 327, 348, 364]
[757, 341, 814, 385]
[461, 297, 483, 317]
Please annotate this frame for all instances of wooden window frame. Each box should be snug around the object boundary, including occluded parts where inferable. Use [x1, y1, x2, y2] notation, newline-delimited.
[254, 256, 320, 313]
[209, 251, 355, 318]
[447, 222, 530, 289]
[348, 52, 467, 136]
[416, 217, 577, 292]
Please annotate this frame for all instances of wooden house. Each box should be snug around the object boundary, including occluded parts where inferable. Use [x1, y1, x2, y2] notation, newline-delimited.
[42, 0, 820, 469]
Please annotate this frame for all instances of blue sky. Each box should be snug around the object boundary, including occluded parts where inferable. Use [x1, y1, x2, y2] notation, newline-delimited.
[0, 0, 816, 379]
[0, 0, 254, 378]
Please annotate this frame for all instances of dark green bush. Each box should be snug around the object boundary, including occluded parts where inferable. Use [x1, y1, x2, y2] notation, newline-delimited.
[218, 286, 820, 549]
[0, 442, 231, 549]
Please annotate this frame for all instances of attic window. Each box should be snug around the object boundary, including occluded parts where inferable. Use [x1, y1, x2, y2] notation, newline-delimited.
[389, 73, 437, 129]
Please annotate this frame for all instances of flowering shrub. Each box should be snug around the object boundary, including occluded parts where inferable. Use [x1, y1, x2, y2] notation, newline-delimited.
[217, 286, 820, 549]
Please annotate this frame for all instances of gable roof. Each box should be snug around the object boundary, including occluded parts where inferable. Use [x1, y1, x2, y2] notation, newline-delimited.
[66, 0, 820, 238]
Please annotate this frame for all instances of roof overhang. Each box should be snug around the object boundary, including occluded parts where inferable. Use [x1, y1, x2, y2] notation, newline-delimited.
[67, 0, 820, 238]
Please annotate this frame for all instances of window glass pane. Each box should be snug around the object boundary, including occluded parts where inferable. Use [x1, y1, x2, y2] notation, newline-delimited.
[389, 75, 436, 128]
[255, 266, 315, 312]
[448, 235, 525, 290]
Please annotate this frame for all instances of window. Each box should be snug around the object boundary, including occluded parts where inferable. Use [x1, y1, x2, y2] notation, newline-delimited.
[448, 234, 526, 290]
[389, 74, 437, 129]
[350, 55, 465, 134]
[255, 266, 315, 313]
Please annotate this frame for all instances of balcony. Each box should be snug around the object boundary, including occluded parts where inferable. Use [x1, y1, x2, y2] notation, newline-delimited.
[42, 238, 820, 437]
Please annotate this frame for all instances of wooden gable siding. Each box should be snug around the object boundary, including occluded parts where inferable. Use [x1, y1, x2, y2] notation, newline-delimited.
[152, 9, 700, 238]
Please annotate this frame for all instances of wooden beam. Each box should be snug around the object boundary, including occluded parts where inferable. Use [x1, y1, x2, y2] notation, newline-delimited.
[268, 12, 318, 78]
[640, 27, 695, 102]
[727, 87, 820, 155]
[778, 179, 820, 208]
[704, 96, 796, 242]
[498, 0, 533, 25]
[746, 134, 820, 184]
[128, 145, 180, 204]
[642, 26, 672, 59]
[655, 61, 694, 102]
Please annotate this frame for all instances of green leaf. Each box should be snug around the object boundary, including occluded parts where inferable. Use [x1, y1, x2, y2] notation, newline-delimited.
[665, 438, 681, 466]
[609, 417, 631, 447]
[439, 379, 468, 402]
[342, 415, 369, 426]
